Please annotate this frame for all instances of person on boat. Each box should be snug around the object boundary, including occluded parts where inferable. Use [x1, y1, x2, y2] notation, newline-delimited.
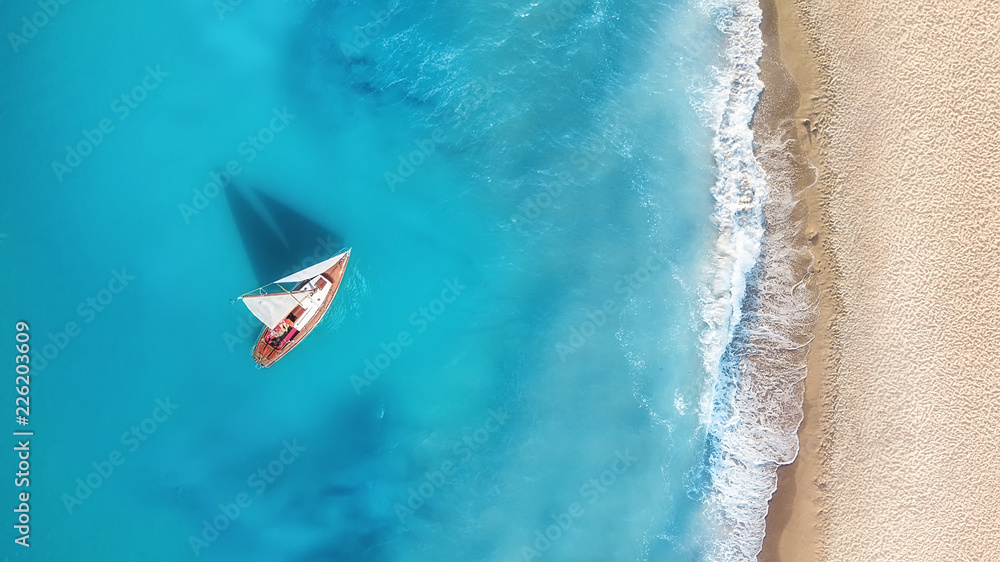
[268, 318, 294, 345]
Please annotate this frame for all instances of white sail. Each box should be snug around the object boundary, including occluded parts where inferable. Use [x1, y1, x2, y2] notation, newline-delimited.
[241, 291, 309, 329]
[274, 249, 350, 284]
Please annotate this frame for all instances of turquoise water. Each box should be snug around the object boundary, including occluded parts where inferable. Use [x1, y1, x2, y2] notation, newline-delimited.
[1, 0, 792, 560]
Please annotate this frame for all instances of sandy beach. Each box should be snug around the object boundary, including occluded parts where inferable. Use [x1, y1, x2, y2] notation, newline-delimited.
[756, 0, 1000, 559]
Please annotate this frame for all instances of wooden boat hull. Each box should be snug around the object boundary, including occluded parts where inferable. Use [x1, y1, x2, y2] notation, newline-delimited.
[250, 252, 350, 368]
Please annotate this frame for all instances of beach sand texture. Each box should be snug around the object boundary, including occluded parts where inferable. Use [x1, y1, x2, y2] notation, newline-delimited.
[760, 0, 1000, 559]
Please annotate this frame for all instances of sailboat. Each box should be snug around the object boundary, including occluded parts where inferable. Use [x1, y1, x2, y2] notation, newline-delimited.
[237, 249, 351, 367]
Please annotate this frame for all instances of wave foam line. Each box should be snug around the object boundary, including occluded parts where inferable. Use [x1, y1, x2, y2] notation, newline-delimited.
[692, 1, 816, 560]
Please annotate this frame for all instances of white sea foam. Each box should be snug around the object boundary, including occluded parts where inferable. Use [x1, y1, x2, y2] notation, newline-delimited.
[695, 0, 767, 401]
[693, 0, 816, 560]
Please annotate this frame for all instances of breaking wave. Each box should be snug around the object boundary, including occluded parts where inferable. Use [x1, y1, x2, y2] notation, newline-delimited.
[694, 0, 816, 559]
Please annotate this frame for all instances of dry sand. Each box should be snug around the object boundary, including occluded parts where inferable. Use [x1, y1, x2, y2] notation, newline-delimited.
[756, 0, 1000, 560]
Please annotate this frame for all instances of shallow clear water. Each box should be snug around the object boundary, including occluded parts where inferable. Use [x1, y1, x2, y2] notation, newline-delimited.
[0, 0, 785, 560]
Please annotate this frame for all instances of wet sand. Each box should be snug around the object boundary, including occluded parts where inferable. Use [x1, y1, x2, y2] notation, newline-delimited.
[752, 0, 828, 559]
[756, 0, 1000, 559]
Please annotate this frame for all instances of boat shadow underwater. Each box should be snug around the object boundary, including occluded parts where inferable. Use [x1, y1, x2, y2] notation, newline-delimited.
[225, 185, 345, 286]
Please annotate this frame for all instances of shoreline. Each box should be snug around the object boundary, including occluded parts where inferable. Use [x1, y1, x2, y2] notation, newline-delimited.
[699, 1, 823, 558]
[753, 0, 831, 559]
